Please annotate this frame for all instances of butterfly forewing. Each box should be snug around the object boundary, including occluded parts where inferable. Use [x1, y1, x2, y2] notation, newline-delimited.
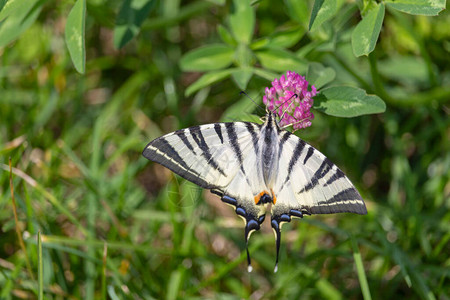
[143, 122, 260, 191]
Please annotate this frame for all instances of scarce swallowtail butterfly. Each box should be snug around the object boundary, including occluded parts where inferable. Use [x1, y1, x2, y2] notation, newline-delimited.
[142, 110, 367, 272]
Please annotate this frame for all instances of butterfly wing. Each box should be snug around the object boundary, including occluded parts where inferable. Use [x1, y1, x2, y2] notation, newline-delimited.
[143, 122, 268, 219]
[143, 121, 268, 271]
[272, 130, 367, 218]
[143, 122, 260, 190]
[267, 130, 366, 271]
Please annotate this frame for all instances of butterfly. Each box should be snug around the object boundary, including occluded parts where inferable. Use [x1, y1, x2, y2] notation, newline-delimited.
[142, 110, 367, 272]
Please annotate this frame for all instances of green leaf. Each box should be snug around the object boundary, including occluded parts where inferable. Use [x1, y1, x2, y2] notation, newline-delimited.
[265, 25, 306, 48]
[284, 0, 309, 26]
[310, 23, 337, 52]
[0, 0, 6, 14]
[185, 69, 233, 96]
[378, 56, 428, 83]
[180, 44, 234, 72]
[217, 24, 236, 46]
[221, 92, 261, 122]
[250, 38, 269, 50]
[228, 0, 255, 44]
[309, 0, 338, 31]
[0, 0, 27, 21]
[352, 3, 385, 57]
[255, 48, 307, 73]
[65, 0, 86, 74]
[385, 0, 445, 16]
[306, 62, 336, 89]
[0, 0, 41, 47]
[113, 0, 155, 49]
[234, 43, 254, 67]
[313, 86, 386, 117]
[253, 68, 278, 81]
[231, 68, 253, 90]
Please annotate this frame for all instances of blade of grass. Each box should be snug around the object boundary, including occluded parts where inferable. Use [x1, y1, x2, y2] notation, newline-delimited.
[38, 234, 169, 253]
[28, 235, 131, 299]
[351, 237, 372, 300]
[0, 259, 25, 298]
[9, 158, 34, 281]
[86, 194, 98, 300]
[167, 269, 182, 300]
[101, 242, 107, 300]
[188, 237, 265, 294]
[85, 113, 105, 300]
[1, 163, 89, 237]
[37, 231, 43, 300]
[28, 237, 103, 264]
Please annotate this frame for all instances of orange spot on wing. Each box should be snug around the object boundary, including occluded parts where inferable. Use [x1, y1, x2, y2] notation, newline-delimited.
[254, 191, 267, 205]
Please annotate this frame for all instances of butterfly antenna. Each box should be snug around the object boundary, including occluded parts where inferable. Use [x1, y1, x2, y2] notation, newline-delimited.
[240, 91, 265, 115]
[273, 93, 298, 112]
[274, 93, 298, 124]
[279, 93, 298, 122]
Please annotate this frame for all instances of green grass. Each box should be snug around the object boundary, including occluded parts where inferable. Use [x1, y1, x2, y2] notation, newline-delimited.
[1, 1, 449, 299]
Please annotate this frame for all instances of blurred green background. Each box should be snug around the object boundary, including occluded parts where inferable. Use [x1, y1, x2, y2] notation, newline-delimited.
[0, 0, 449, 299]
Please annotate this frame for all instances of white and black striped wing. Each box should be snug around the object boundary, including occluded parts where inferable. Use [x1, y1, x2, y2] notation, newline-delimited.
[143, 122, 261, 191]
[272, 131, 367, 217]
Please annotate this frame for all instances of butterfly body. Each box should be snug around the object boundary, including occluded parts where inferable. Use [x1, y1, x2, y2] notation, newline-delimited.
[143, 111, 366, 272]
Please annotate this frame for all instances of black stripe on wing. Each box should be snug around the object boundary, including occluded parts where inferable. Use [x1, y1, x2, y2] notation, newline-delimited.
[245, 122, 260, 156]
[188, 126, 227, 176]
[142, 137, 213, 189]
[307, 188, 367, 215]
[324, 168, 346, 186]
[175, 129, 196, 153]
[225, 123, 243, 165]
[277, 131, 291, 161]
[303, 147, 314, 164]
[298, 157, 333, 193]
[214, 123, 224, 144]
[283, 138, 307, 185]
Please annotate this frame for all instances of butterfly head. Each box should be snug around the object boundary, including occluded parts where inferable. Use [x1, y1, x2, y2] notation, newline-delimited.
[261, 110, 282, 132]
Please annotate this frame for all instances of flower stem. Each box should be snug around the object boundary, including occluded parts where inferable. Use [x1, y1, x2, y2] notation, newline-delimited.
[368, 51, 391, 103]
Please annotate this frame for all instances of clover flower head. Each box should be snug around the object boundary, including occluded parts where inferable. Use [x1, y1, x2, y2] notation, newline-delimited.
[263, 70, 317, 131]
